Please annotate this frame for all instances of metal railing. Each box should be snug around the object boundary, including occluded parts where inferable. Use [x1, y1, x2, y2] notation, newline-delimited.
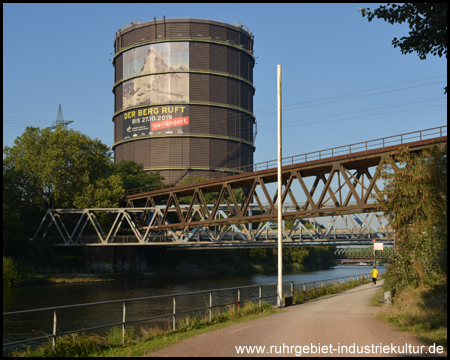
[3, 272, 380, 351]
[126, 126, 446, 195]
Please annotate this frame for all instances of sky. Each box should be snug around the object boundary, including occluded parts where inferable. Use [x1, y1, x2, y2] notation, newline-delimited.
[3, 3, 447, 166]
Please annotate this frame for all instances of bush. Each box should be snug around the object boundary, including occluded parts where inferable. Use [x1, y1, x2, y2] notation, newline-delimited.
[3, 257, 22, 287]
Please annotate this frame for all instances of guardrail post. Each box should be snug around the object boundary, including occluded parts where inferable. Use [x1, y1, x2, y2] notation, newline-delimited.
[237, 288, 240, 314]
[173, 296, 176, 331]
[122, 301, 126, 345]
[259, 286, 262, 308]
[53, 310, 57, 352]
[209, 292, 212, 323]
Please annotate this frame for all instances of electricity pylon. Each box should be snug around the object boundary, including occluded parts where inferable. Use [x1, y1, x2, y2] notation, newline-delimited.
[50, 104, 73, 129]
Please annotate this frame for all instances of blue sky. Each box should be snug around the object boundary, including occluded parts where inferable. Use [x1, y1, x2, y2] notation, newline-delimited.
[3, 3, 447, 166]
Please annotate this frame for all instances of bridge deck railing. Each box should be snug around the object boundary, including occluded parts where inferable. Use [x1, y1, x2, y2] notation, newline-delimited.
[3, 272, 382, 351]
[126, 126, 446, 195]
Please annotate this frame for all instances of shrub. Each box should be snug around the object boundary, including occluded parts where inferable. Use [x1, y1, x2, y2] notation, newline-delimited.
[3, 257, 22, 287]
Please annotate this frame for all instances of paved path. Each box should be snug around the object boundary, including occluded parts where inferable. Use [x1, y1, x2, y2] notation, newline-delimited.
[148, 280, 444, 357]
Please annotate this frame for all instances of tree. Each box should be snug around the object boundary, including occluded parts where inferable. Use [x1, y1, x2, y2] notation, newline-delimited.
[73, 174, 125, 209]
[360, 4, 447, 60]
[375, 144, 447, 289]
[3, 126, 127, 242]
[3, 126, 113, 211]
[3, 203, 27, 257]
[110, 160, 164, 191]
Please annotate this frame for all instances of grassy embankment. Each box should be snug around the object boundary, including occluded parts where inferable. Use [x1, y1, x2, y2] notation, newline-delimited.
[293, 276, 370, 304]
[10, 301, 279, 357]
[9, 276, 370, 357]
[371, 281, 447, 352]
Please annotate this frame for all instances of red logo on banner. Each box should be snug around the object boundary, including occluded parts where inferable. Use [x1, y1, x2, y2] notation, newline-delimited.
[151, 117, 189, 131]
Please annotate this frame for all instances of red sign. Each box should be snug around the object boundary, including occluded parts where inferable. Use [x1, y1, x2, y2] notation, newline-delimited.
[372, 239, 376, 243]
[151, 116, 189, 131]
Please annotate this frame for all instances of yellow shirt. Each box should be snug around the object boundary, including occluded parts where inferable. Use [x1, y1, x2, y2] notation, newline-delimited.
[370, 269, 379, 278]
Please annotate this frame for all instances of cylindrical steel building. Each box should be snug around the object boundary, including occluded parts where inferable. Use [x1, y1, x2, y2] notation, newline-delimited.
[112, 17, 255, 184]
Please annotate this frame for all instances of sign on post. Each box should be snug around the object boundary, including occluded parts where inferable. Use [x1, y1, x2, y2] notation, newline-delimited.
[374, 242, 384, 251]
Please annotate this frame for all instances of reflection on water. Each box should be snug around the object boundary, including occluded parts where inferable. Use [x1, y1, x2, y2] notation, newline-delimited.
[3, 266, 385, 351]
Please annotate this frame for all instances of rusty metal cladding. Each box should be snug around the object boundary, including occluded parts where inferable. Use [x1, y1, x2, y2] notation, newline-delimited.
[112, 18, 255, 184]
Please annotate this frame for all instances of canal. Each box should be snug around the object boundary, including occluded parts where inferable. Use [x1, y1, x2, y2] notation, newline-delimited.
[3, 265, 386, 352]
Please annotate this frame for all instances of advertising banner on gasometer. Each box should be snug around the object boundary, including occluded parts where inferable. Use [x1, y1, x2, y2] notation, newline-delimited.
[123, 105, 189, 139]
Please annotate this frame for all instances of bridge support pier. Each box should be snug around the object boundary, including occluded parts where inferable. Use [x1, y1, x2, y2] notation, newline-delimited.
[81, 246, 114, 267]
[80, 246, 147, 272]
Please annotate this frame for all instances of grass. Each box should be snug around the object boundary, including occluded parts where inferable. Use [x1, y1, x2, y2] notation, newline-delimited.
[9, 301, 280, 357]
[372, 281, 447, 352]
[370, 288, 385, 307]
[293, 276, 370, 304]
[8, 278, 377, 357]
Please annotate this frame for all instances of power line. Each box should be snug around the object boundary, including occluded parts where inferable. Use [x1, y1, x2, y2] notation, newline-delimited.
[258, 104, 447, 132]
[3, 77, 446, 142]
[256, 81, 447, 117]
[2, 97, 59, 105]
[3, 116, 61, 122]
[254, 74, 447, 114]
[257, 98, 447, 128]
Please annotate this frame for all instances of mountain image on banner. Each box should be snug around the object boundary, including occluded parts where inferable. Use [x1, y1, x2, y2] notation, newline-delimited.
[123, 47, 189, 110]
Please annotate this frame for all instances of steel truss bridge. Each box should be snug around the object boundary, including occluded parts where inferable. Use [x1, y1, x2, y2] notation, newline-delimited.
[33, 126, 446, 248]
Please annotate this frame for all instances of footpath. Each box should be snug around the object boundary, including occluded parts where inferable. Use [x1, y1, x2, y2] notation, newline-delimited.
[147, 280, 445, 357]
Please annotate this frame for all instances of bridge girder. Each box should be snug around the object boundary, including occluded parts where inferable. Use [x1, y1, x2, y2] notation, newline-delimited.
[124, 135, 445, 232]
[31, 127, 446, 248]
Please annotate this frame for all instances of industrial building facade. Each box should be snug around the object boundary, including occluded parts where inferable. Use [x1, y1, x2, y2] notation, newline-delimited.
[112, 17, 255, 184]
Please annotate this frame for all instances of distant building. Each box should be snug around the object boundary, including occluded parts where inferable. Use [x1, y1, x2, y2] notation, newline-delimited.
[112, 17, 255, 184]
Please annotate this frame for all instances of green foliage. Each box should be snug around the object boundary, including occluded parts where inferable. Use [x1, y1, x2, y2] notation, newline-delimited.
[3, 203, 28, 257]
[301, 246, 336, 270]
[73, 174, 125, 208]
[11, 332, 109, 357]
[294, 277, 370, 304]
[376, 145, 447, 292]
[282, 247, 309, 268]
[360, 3, 447, 60]
[177, 301, 274, 331]
[3, 257, 23, 287]
[360, 3, 447, 93]
[11, 302, 276, 357]
[106, 326, 138, 347]
[3, 126, 165, 263]
[249, 248, 273, 263]
[3, 126, 112, 210]
[375, 281, 447, 351]
[110, 160, 164, 191]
